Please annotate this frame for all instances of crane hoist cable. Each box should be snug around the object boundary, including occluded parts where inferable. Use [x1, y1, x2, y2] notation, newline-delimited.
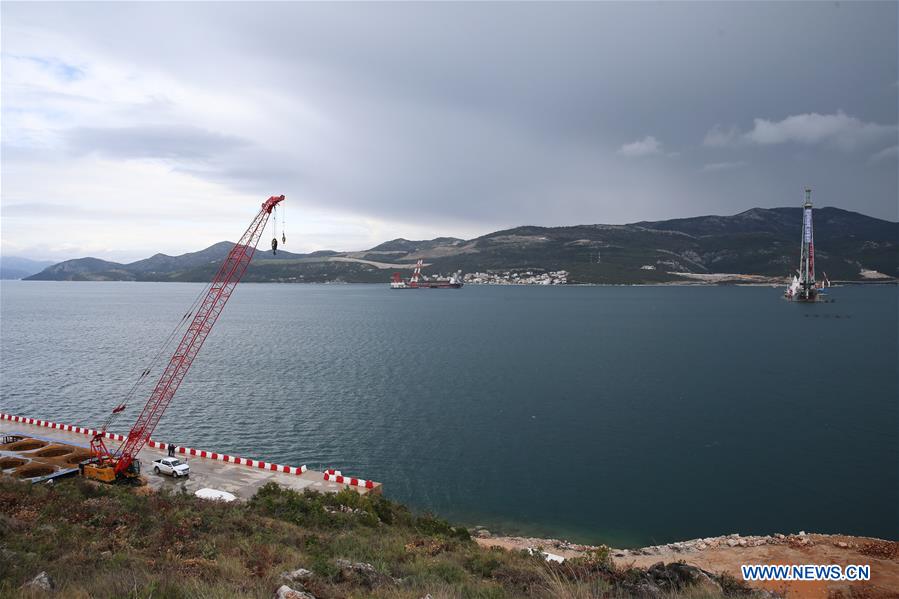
[271, 206, 279, 254]
[100, 280, 215, 433]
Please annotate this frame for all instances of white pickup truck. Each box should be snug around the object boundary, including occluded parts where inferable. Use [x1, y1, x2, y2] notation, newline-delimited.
[152, 457, 190, 478]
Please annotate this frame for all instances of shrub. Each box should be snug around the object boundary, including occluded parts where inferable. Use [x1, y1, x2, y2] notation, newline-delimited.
[464, 549, 506, 578]
[415, 513, 472, 541]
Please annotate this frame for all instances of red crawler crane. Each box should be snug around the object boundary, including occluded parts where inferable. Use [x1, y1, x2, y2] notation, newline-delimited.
[83, 195, 285, 483]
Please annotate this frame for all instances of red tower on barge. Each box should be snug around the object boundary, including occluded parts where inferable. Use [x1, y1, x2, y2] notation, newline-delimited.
[391, 259, 463, 289]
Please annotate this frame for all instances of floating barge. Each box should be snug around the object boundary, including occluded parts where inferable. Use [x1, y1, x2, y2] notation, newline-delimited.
[391, 259, 463, 289]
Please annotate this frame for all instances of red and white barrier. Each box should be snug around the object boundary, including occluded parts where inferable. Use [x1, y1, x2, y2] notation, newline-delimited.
[0, 412, 307, 476]
[324, 468, 375, 489]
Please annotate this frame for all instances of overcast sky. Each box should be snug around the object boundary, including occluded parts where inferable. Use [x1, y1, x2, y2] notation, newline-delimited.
[2, 2, 897, 262]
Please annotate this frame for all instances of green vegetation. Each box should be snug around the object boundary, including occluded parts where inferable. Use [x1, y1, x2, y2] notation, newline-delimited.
[1, 477, 764, 598]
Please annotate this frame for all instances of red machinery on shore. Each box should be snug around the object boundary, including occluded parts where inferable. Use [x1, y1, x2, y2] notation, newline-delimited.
[390, 259, 463, 289]
[83, 195, 285, 483]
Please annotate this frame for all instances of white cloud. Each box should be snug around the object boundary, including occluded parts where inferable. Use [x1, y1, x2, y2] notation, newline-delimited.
[701, 161, 747, 172]
[869, 145, 898, 164]
[746, 111, 894, 149]
[618, 136, 662, 157]
[702, 125, 740, 148]
[704, 111, 896, 151]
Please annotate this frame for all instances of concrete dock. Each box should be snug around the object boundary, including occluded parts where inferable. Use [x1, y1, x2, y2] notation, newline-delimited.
[1, 417, 380, 499]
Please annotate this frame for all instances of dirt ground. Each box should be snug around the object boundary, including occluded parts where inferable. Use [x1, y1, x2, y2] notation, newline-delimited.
[0, 436, 92, 480]
[476, 534, 899, 599]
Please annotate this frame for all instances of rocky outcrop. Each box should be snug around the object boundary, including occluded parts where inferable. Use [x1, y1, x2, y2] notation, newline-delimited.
[274, 585, 315, 599]
[612, 531, 819, 558]
[617, 561, 778, 599]
[280, 568, 313, 583]
[23, 571, 55, 592]
[334, 559, 397, 588]
[275, 566, 316, 598]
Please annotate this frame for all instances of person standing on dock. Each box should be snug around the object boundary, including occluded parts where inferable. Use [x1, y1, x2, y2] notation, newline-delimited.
[167, 443, 175, 457]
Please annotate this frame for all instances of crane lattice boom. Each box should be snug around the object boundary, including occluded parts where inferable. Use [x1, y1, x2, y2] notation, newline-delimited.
[92, 195, 284, 476]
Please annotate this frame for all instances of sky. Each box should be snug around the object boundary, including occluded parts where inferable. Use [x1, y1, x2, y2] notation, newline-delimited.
[2, 2, 897, 262]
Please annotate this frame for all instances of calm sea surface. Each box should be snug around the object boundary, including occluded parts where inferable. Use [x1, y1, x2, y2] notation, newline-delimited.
[1, 281, 896, 546]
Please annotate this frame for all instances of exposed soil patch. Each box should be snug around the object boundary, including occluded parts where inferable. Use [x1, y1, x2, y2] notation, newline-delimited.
[1, 436, 89, 470]
[8, 440, 47, 451]
[34, 446, 73, 458]
[14, 464, 55, 479]
[0, 457, 27, 469]
[65, 450, 94, 464]
[859, 540, 899, 560]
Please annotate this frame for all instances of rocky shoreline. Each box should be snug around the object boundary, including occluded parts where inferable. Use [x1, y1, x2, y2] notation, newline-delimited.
[474, 529, 899, 598]
[471, 528, 870, 557]
[618, 531, 830, 556]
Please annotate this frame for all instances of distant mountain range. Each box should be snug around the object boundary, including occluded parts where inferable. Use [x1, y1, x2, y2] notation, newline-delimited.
[0, 256, 56, 280]
[20, 207, 898, 284]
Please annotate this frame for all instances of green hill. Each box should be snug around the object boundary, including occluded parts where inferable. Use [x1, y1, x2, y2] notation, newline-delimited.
[25, 207, 898, 284]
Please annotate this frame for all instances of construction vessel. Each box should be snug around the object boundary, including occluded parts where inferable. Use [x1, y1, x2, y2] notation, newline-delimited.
[391, 259, 463, 289]
[785, 188, 829, 302]
[82, 195, 285, 483]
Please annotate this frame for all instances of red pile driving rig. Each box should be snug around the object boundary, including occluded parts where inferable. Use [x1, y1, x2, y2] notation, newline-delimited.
[390, 259, 463, 289]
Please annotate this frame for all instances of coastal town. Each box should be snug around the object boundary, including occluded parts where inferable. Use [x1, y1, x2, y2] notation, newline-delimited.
[462, 269, 570, 285]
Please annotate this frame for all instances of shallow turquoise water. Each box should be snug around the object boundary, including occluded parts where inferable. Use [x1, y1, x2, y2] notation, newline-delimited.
[1, 281, 896, 545]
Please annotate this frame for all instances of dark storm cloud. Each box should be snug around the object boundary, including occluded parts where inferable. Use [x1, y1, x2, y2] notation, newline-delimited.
[3, 0, 898, 239]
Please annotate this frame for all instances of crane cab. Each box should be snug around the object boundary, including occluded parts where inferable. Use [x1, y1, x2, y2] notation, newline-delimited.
[80, 457, 141, 483]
